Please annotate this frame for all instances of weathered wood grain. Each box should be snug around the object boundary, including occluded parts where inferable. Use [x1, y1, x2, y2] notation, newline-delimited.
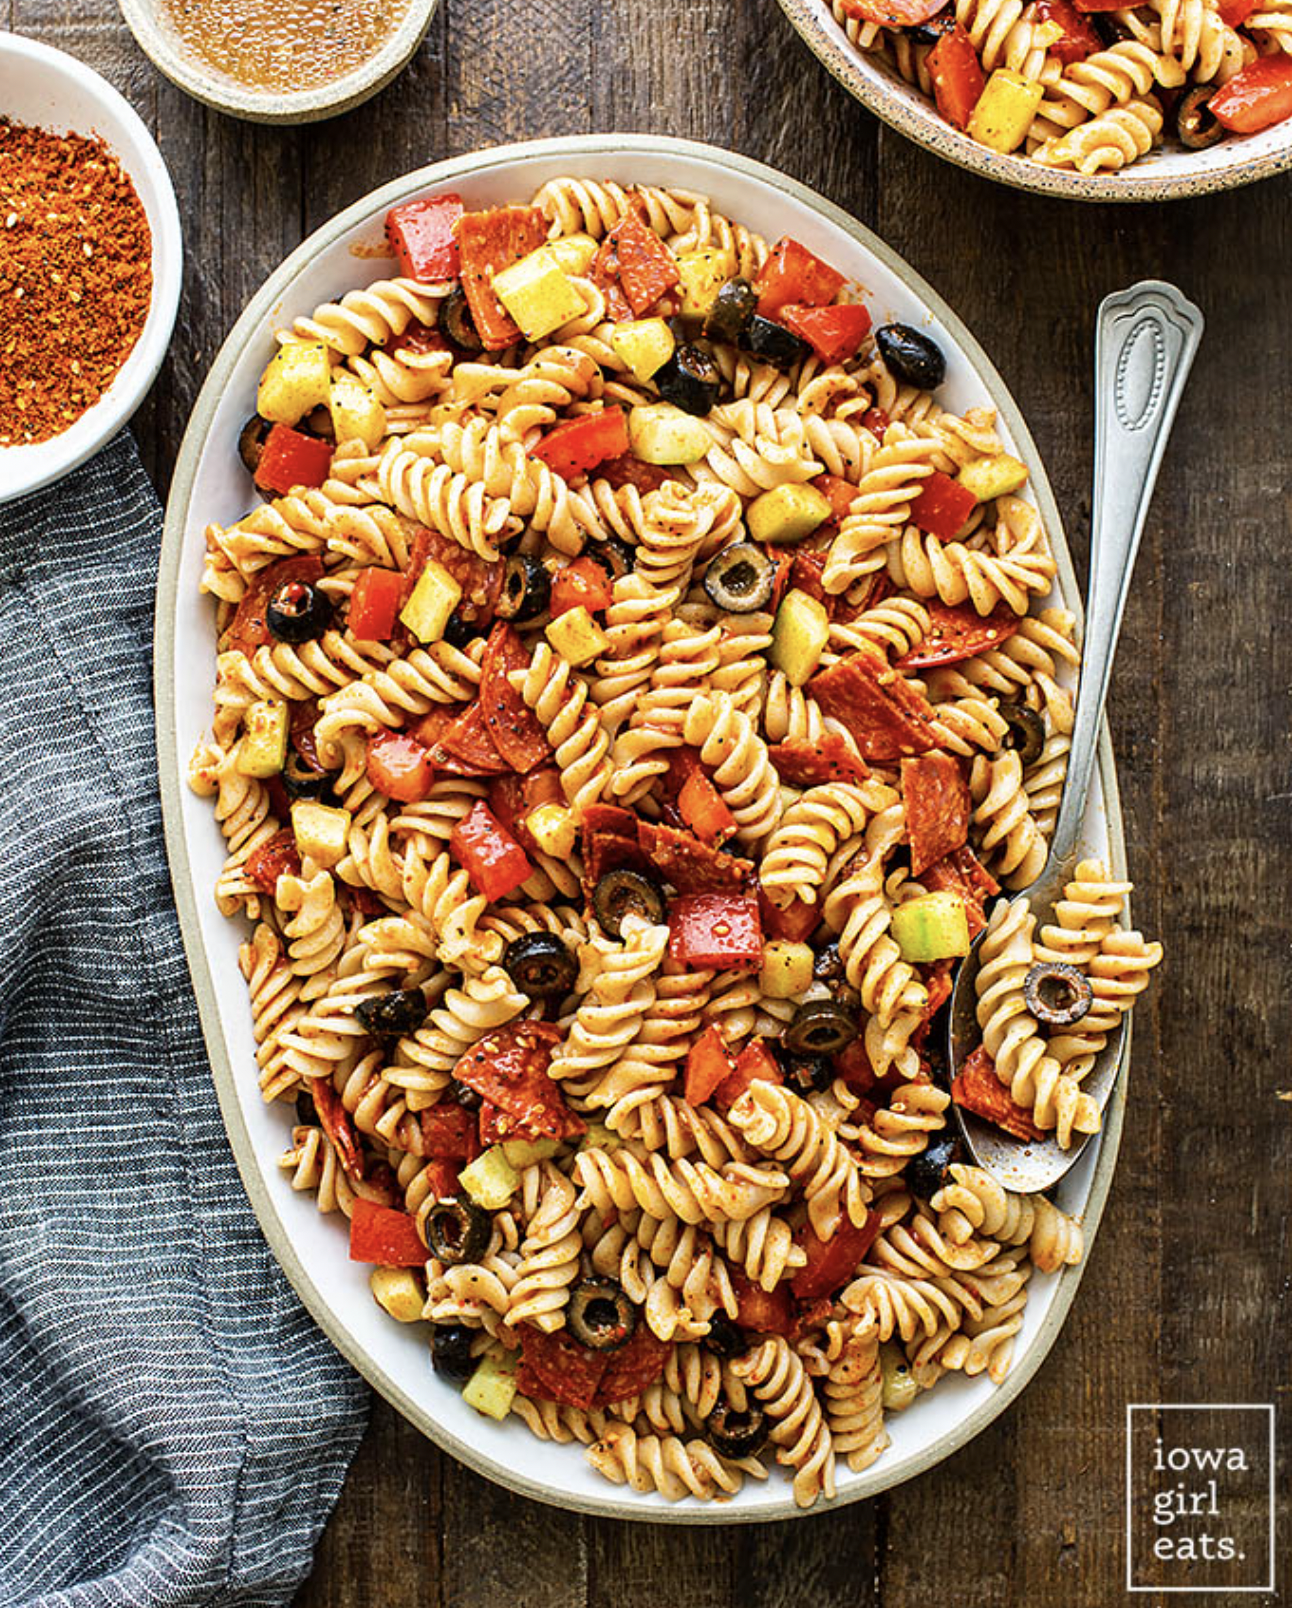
[14, 0, 1289, 1599]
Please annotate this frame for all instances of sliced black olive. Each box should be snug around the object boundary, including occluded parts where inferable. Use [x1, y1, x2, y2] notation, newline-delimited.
[1023, 962, 1093, 1028]
[1177, 85, 1224, 150]
[784, 998, 859, 1058]
[304, 404, 335, 442]
[282, 750, 333, 803]
[431, 1322, 476, 1382]
[704, 1312, 745, 1357]
[875, 323, 947, 391]
[1091, 11, 1137, 44]
[774, 1044, 834, 1096]
[905, 14, 954, 41]
[266, 579, 333, 644]
[743, 313, 810, 371]
[356, 987, 429, 1039]
[593, 867, 667, 937]
[591, 534, 636, 580]
[294, 1088, 317, 1126]
[453, 1080, 483, 1112]
[706, 1398, 769, 1459]
[996, 702, 1046, 768]
[441, 610, 482, 649]
[440, 283, 483, 352]
[907, 1133, 960, 1200]
[813, 941, 845, 984]
[504, 931, 578, 999]
[703, 542, 776, 613]
[238, 414, 271, 476]
[702, 277, 757, 346]
[496, 553, 551, 624]
[655, 342, 721, 415]
[424, 1198, 492, 1266]
[567, 1278, 637, 1351]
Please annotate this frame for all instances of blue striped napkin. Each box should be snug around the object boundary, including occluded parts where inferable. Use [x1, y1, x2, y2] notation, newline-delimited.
[0, 433, 368, 1608]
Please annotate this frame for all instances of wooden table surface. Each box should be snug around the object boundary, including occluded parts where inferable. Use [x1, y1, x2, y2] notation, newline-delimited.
[13, 0, 1289, 1600]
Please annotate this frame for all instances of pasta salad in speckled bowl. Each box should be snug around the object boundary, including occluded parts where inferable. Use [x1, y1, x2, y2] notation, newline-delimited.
[157, 136, 1153, 1520]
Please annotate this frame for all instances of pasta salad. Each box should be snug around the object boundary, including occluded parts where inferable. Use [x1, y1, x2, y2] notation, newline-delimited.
[189, 175, 1161, 1506]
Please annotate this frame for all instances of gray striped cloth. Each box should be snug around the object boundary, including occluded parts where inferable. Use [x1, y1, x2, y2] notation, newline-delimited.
[0, 434, 369, 1608]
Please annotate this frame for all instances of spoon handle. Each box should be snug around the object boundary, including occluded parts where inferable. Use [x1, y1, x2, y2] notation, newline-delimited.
[1046, 280, 1204, 874]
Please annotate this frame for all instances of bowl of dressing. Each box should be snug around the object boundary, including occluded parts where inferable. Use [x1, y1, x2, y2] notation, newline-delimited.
[117, 0, 440, 123]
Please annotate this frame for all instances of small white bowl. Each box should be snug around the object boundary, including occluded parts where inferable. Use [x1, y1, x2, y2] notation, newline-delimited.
[0, 32, 182, 505]
[116, 0, 441, 125]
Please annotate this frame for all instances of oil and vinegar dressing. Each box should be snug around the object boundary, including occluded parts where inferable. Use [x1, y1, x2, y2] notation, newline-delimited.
[158, 0, 410, 92]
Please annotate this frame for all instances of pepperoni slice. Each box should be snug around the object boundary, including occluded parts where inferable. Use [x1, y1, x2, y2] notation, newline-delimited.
[637, 820, 753, 896]
[479, 622, 552, 773]
[453, 1021, 585, 1143]
[768, 734, 870, 787]
[921, 844, 999, 936]
[952, 1045, 1045, 1142]
[895, 599, 1020, 670]
[901, 751, 971, 877]
[808, 641, 939, 762]
[245, 829, 301, 894]
[518, 1328, 610, 1410]
[592, 1325, 671, 1406]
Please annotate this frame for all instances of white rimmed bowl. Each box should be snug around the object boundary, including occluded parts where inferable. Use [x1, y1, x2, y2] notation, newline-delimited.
[156, 133, 1130, 1522]
[779, 0, 1292, 201]
[0, 32, 182, 504]
[116, 0, 440, 124]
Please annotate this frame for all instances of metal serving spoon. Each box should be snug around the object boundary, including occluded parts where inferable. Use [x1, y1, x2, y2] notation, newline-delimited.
[945, 280, 1204, 1195]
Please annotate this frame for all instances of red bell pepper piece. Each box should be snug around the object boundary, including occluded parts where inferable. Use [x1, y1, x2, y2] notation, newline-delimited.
[667, 892, 763, 971]
[895, 598, 1020, 669]
[253, 425, 334, 497]
[838, 0, 953, 20]
[1210, 56, 1292, 134]
[909, 470, 978, 541]
[348, 1198, 427, 1267]
[419, 1104, 479, 1161]
[423, 1158, 462, 1202]
[1216, 0, 1256, 23]
[348, 567, 404, 642]
[790, 1211, 882, 1299]
[729, 1268, 795, 1334]
[755, 237, 846, 319]
[386, 193, 464, 282]
[677, 769, 737, 846]
[757, 885, 821, 943]
[1033, 0, 1102, 61]
[312, 1077, 364, 1181]
[365, 730, 436, 803]
[531, 409, 630, 481]
[834, 1037, 876, 1091]
[454, 204, 548, 351]
[859, 406, 891, 440]
[549, 553, 616, 618]
[450, 800, 533, 901]
[952, 1045, 1045, 1142]
[927, 23, 986, 129]
[684, 1024, 738, 1107]
[777, 302, 873, 366]
[245, 829, 302, 894]
[812, 473, 860, 524]
[591, 208, 681, 317]
[713, 1038, 784, 1109]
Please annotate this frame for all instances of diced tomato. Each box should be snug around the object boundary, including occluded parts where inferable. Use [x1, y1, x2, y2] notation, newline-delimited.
[454, 1020, 585, 1143]
[768, 735, 870, 787]
[222, 555, 326, 658]
[1210, 56, 1292, 134]
[348, 1198, 426, 1267]
[757, 885, 821, 943]
[531, 409, 629, 482]
[549, 554, 616, 618]
[349, 567, 404, 642]
[245, 829, 301, 894]
[1217, 0, 1256, 23]
[518, 1328, 609, 1410]
[838, 0, 951, 20]
[756, 238, 846, 319]
[677, 769, 737, 846]
[668, 892, 763, 971]
[312, 1078, 364, 1181]
[790, 1211, 882, 1299]
[909, 470, 978, 542]
[419, 1104, 479, 1161]
[365, 730, 436, 803]
[953, 1045, 1045, 1142]
[834, 1037, 876, 1091]
[777, 302, 873, 366]
[684, 1025, 738, 1107]
[1033, 0, 1101, 61]
[713, 1039, 784, 1110]
[896, 598, 1020, 668]
[901, 751, 971, 877]
[593, 1325, 671, 1405]
[394, 320, 451, 357]
[808, 642, 939, 763]
[592, 452, 674, 494]
[480, 622, 552, 773]
[386, 193, 464, 282]
[454, 204, 549, 350]
[812, 474, 860, 524]
[254, 425, 334, 497]
[591, 208, 681, 317]
[729, 1268, 794, 1334]
[432, 700, 511, 775]
[450, 800, 533, 901]
[927, 24, 986, 129]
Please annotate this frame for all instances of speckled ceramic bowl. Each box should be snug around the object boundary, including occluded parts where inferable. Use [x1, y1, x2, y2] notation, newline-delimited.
[779, 0, 1292, 200]
[116, 0, 439, 124]
[157, 134, 1130, 1522]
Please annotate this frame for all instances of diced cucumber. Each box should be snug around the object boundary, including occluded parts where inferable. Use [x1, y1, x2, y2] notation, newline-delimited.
[891, 892, 971, 963]
[577, 1122, 620, 1152]
[493, 246, 587, 342]
[746, 483, 833, 546]
[400, 558, 462, 645]
[500, 1136, 562, 1167]
[770, 588, 830, 688]
[760, 939, 815, 999]
[627, 402, 711, 466]
[674, 248, 734, 320]
[546, 605, 609, 667]
[369, 1266, 426, 1323]
[609, 317, 675, 384]
[958, 453, 1029, 503]
[237, 700, 289, 778]
[968, 70, 1045, 154]
[257, 340, 332, 425]
[462, 1348, 520, 1420]
[291, 800, 350, 869]
[329, 369, 386, 450]
[458, 1146, 519, 1209]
